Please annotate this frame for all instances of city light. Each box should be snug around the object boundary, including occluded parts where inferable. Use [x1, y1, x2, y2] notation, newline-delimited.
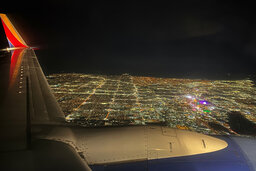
[47, 73, 256, 135]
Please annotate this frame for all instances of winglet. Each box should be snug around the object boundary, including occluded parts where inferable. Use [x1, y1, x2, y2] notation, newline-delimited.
[0, 13, 28, 48]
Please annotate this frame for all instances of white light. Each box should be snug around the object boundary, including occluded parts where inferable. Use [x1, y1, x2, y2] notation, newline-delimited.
[186, 95, 192, 99]
[0, 47, 27, 52]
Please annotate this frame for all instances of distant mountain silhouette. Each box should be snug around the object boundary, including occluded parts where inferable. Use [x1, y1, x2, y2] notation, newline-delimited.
[208, 122, 231, 134]
[228, 111, 256, 136]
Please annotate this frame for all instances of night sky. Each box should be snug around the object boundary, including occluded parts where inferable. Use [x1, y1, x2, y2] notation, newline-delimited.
[2, 0, 256, 79]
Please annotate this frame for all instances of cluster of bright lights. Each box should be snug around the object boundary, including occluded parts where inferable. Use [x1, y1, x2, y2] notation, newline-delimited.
[185, 95, 214, 114]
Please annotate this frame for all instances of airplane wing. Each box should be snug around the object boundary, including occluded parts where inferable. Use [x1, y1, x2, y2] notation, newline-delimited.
[0, 13, 91, 171]
[0, 13, 256, 171]
[0, 13, 66, 151]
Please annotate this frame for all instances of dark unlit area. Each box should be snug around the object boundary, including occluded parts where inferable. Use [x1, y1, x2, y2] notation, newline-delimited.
[0, 139, 90, 171]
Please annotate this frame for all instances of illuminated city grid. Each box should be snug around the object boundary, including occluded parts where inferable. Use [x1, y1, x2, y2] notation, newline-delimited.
[47, 73, 256, 135]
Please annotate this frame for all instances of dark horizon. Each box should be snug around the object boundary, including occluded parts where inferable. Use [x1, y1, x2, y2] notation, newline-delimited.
[1, 1, 256, 79]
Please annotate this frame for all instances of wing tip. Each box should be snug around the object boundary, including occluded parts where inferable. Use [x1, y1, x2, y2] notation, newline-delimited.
[0, 13, 29, 48]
